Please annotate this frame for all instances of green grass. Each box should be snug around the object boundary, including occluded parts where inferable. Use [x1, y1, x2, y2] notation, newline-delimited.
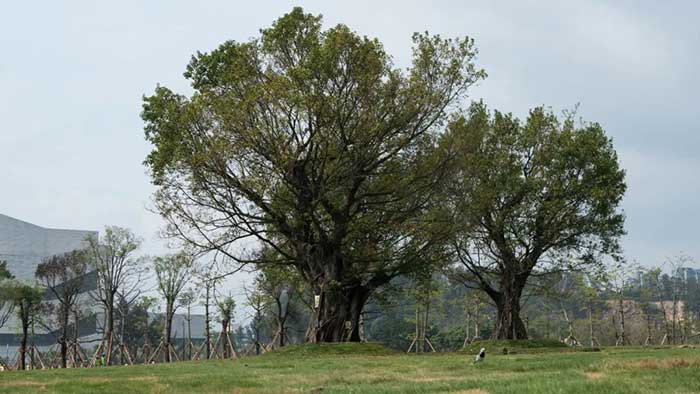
[2, 344, 700, 393]
[460, 339, 571, 355]
[270, 342, 396, 356]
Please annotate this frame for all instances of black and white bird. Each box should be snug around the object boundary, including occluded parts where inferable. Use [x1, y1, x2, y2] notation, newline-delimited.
[474, 347, 486, 363]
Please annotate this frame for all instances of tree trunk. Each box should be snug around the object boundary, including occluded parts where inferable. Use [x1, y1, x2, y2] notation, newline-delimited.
[278, 318, 286, 347]
[60, 307, 69, 368]
[164, 302, 173, 362]
[221, 320, 229, 359]
[672, 296, 678, 345]
[276, 298, 287, 348]
[119, 306, 126, 365]
[494, 297, 528, 339]
[30, 318, 35, 369]
[306, 285, 369, 343]
[588, 302, 596, 347]
[465, 310, 471, 344]
[19, 307, 28, 370]
[104, 299, 114, 365]
[205, 284, 211, 359]
[474, 302, 481, 339]
[544, 296, 551, 339]
[73, 309, 80, 367]
[254, 310, 261, 356]
[490, 277, 528, 340]
[619, 297, 628, 346]
[612, 313, 620, 345]
[186, 306, 192, 360]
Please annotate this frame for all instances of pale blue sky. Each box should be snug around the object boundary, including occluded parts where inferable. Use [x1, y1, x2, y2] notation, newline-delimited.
[1, 0, 698, 277]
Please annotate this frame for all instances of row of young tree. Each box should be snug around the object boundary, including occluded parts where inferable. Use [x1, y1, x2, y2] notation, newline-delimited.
[1, 222, 696, 370]
[364, 255, 700, 351]
[0, 227, 260, 370]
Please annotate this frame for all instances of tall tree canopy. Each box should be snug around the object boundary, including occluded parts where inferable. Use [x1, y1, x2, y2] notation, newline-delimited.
[142, 7, 485, 342]
[444, 102, 626, 339]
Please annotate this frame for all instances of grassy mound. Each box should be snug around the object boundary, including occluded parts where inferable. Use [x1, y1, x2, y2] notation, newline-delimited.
[461, 339, 571, 355]
[267, 342, 395, 357]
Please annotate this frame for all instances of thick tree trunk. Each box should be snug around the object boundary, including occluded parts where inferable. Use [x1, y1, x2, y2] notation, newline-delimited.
[490, 275, 528, 340]
[493, 295, 528, 339]
[476, 266, 530, 340]
[306, 286, 369, 343]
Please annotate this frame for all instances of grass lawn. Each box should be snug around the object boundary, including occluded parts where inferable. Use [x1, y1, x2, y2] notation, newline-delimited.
[1, 343, 700, 393]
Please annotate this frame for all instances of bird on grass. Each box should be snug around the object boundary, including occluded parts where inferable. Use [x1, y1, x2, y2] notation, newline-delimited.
[474, 348, 486, 364]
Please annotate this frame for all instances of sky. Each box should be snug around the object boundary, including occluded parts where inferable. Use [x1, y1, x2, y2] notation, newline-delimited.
[1, 1, 698, 312]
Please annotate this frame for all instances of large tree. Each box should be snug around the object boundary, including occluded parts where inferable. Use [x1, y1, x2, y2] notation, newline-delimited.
[153, 251, 194, 362]
[86, 226, 145, 363]
[444, 102, 626, 339]
[35, 250, 88, 368]
[142, 8, 485, 342]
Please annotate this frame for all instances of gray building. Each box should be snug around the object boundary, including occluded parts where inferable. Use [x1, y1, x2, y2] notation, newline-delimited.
[0, 213, 99, 350]
[165, 313, 207, 342]
[0, 213, 97, 281]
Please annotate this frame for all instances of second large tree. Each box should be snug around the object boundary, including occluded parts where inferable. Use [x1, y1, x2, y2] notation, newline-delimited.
[142, 8, 484, 342]
[443, 102, 626, 339]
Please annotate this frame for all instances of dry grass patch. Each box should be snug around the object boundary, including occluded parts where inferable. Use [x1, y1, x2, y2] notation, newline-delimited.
[451, 389, 488, 394]
[584, 372, 605, 380]
[79, 375, 159, 384]
[409, 375, 465, 382]
[604, 358, 698, 371]
[80, 377, 112, 384]
[0, 380, 47, 387]
[127, 375, 160, 382]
